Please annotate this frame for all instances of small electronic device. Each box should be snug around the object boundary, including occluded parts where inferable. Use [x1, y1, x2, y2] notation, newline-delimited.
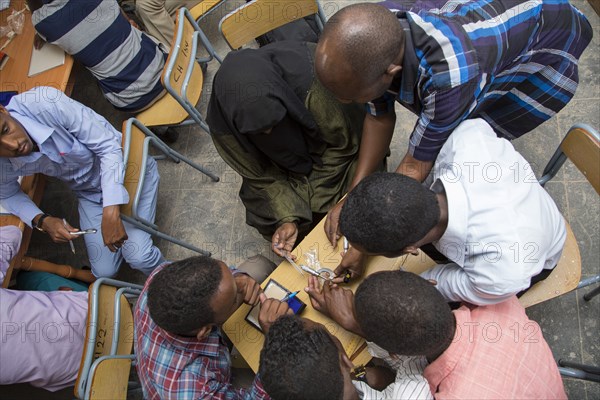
[245, 279, 306, 331]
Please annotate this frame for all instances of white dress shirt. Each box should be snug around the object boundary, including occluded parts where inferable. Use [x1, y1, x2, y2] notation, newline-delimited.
[420, 119, 566, 305]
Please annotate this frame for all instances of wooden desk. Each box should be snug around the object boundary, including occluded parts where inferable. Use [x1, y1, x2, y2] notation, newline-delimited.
[0, 0, 74, 94]
[223, 217, 436, 372]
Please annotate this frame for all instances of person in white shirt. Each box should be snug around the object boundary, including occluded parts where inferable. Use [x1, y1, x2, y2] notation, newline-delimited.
[338, 118, 566, 305]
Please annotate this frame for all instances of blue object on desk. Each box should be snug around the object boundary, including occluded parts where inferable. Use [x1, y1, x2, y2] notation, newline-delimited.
[0, 91, 17, 106]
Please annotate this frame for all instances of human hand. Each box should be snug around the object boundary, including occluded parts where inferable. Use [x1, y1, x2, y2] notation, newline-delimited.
[363, 365, 397, 390]
[258, 295, 293, 333]
[324, 200, 345, 246]
[33, 33, 46, 50]
[305, 276, 363, 335]
[271, 222, 298, 257]
[234, 273, 262, 306]
[332, 247, 367, 284]
[42, 216, 78, 243]
[101, 205, 128, 252]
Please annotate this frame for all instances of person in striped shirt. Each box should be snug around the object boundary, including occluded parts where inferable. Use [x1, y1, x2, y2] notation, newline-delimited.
[316, 1, 592, 278]
[28, 0, 166, 112]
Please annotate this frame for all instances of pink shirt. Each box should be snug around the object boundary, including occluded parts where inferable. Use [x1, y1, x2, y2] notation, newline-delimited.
[424, 297, 566, 399]
[0, 226, 88, 391]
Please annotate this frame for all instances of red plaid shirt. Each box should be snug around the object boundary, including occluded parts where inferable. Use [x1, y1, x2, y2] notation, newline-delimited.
[134, 264, 270, 400]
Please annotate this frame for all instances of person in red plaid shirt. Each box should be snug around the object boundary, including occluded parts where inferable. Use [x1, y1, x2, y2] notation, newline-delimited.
[134, 255, 286, 399]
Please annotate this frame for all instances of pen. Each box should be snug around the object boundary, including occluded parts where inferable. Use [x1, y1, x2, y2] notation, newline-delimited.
[281, 290, 299, 303]
[63, 218, 76, 255]
[343, 237, 349, 254]
[69, 229, 98, 236]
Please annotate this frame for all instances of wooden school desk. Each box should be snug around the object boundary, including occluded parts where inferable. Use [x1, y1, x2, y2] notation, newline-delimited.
[1, 0, 76, 287]
[223, 217, 436, 372]
[0, 0, 74, 94]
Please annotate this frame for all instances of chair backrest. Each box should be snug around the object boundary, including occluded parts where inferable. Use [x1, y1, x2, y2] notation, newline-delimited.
[560, 125, 600, 194]
[540, 124, 600, 194]
[162, 8, 220, 125]
[75, 278, 140, 399]
[219, 0, 324, 49]
[120, 120, 149, 219]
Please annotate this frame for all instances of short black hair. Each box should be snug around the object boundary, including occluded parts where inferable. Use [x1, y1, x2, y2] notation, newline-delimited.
[147, 256, 223, 335]
[340, 172, 440, 254]
[323, 3, 404, 84]
[259, 315, 344, 400]
[355, 271, 455, 355]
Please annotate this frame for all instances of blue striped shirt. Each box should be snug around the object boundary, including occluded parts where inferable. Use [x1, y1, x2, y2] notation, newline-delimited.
[372, 0, 592, 161]
[32, 0, 166, 111]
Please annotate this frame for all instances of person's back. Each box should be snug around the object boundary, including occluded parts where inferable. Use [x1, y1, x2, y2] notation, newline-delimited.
[351, 271, 566, 400]
[31, 0, 166, 111]
[422, 118, 566, 302]
[425, 297, 565, 399]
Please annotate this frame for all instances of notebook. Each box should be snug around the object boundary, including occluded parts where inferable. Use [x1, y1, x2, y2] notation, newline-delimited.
[28, 43, 65, 77]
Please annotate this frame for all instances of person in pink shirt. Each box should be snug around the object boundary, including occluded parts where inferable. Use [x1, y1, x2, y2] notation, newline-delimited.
[0, 225, 88, 391]
[307, 270, 567, 399]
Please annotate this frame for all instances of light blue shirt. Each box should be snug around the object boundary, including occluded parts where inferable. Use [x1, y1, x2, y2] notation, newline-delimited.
[0, 87, 128, 227]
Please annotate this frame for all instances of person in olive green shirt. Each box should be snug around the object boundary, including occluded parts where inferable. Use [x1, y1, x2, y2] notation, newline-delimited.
[206, 41, 371, 256]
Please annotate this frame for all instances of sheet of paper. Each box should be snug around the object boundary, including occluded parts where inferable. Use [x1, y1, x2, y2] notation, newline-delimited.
[28, 43, 65, 77]
[0, 0, 10, 12]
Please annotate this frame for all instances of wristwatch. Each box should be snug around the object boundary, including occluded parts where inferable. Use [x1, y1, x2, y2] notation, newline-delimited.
[33, 213, 51, 232]
[351, 364, 368, 383]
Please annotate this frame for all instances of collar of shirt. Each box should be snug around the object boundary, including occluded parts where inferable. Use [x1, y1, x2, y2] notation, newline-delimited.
[431, 177, 468, 266]
[423, 306, 470, 394]
[397, 15, 419, 107]
[157, 325, 225, 358]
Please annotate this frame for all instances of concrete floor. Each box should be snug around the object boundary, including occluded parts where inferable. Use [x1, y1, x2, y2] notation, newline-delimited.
[1, 0, 598, 398]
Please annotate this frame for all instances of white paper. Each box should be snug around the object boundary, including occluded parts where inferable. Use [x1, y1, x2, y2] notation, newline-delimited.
[28, 43, 65, 77]
[0, 0, 10, 12]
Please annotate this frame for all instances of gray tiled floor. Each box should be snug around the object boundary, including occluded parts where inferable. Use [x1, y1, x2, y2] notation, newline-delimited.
[2, 0, 599, 398]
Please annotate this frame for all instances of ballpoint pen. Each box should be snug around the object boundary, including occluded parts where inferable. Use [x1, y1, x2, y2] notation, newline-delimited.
[69, 229, 98, 236]
[343, 237, 349, 254]
[63, 218, 76, 254]
[281, 290, 299, 303]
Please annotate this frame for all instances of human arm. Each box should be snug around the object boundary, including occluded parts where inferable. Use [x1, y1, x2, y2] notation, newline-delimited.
[324, 112, 396, 245]
[420, 262, 516, 306]
[305, 276, 364, 336]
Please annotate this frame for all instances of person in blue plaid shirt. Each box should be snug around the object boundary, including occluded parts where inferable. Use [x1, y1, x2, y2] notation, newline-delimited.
[315, 0, 592, 281]
[134, 255, 287, 400]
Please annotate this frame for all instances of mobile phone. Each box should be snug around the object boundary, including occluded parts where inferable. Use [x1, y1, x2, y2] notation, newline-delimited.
[287, 295, 306, 314]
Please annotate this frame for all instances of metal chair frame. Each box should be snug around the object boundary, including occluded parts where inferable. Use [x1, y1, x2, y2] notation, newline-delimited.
[75, 278, 143, 400]
[162, 7, 222, 133]
[538, 123, 600, 382]
[122, 118, 217, 255]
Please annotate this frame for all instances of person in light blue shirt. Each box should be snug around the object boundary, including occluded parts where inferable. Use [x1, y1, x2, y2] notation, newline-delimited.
[0, 86, 165, 277]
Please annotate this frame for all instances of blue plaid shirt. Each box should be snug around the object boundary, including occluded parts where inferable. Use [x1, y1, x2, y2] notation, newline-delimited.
[370, 0, 592, 161]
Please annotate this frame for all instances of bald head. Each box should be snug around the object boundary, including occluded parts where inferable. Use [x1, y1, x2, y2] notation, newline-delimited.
[316, 3, 405, 103]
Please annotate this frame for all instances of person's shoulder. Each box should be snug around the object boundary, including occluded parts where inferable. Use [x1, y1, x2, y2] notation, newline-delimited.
[8, 87, 69, 110]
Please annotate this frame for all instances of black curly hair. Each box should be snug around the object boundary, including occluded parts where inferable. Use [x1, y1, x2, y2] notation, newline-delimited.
[340, 172, 440, 255]
[259, 315, 344, 400]
[355, 271, 455, 356]
[147, 256, 223, 335]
